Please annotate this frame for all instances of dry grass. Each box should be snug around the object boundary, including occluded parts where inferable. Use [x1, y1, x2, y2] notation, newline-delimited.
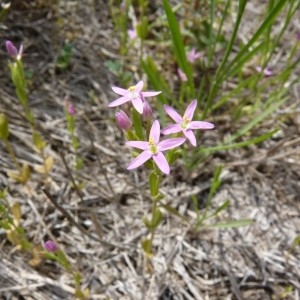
[0, 1, 300, 299]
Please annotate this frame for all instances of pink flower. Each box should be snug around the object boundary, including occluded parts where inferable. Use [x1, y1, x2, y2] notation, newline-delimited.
[187, 48, 202, 63]
[64, 96, 76, 115]
[115, 110, 132, 130]
[126, 120, 185, 174]
[127, 28, 137, 40]
[109, 81, 161, 114]
[44, 240, 58, 253]
[178, 68, 187, 82]
[5, 40, 23, 59]
[255, 66, 272, 77]
[162, 100, 214, 147]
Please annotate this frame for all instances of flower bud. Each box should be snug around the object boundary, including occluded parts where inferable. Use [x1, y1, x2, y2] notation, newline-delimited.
[44, 240, 58, 252]
[142, 101, 152, 119]
[178, 68, 188, 82]
[115, 110, 132, 130]
[64, 96, 76, 115]
[5, 40, 18, 57]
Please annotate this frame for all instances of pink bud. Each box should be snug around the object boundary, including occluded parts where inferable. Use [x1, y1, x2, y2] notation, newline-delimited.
[5, 40, 18, 57]
[67, 103, 76, 115]
[120, 0, 126, 12]
[64, 96, 76, 115]
[127, 28, 137, 40]
[115, 110, 132, 130]
[44, 240, 58, 252]
[142, 101, 152, 119]
[178, 68, 188, 82]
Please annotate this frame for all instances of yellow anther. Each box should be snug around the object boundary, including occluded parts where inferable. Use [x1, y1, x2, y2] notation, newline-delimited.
[128, 85, 136, 91]
[148, 137, 158, 154]
[181, 116, 190, 129]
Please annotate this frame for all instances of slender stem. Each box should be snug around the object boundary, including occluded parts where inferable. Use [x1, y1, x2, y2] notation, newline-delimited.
[149, 196, 158, 246]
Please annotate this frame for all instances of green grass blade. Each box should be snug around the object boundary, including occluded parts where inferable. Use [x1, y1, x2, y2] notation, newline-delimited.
[162, 0, 195, 96]
[227, 97, 287, 143]
[221, 0, 287, 80]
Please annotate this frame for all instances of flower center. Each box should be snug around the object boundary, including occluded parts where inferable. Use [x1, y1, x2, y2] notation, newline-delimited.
[148, 137, 158, 154]
[128, 85, 138, 99]
[180, 116, 190, 130]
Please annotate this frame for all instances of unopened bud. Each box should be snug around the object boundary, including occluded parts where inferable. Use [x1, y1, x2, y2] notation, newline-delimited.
[178, 68, 188, 82]
[115, 110, 132, 130]
[44, 240, 58, 252]
[5, 40, 18, 58]
[64, 96, 76, 115]
[142, 102, 152, 119]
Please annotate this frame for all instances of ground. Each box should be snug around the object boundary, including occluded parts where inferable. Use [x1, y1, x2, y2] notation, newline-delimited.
[0, 1, 300, 300]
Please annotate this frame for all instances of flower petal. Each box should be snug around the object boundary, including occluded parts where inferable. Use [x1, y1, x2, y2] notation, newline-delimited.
[111, 86, 128, 96]
[164, 105, 183, 123]
[184, 100, 197, 119]
[126, 141, 148, 150]
[149, 120, 160, 143]
[158, 137, 186, 151]
[189, 121, 214, 130]
[131, 97, 144, 113]
[142, 91, 162, 97]
[184, 130, 196, 146]
[127, 151, 152, 170]
[161, 124, 182, 135]
[153, 152, 170, 174]
[135, 80, 144, 92]
[108, 95, 131, 107]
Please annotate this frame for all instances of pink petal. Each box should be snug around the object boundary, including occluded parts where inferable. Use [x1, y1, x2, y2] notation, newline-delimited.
[142, 91, 162, 97]
[135, 81, 144, 92]
[126, 141, 148, 150]
[127, 151, 152, 170]
[184, 100, 197, 119]
[161, 124, 182, 135]
[164, 105, 183, 123]
[153, 152, 170, 174]
[149, 120, 160, 143]
[158, 137, 186, 151]
[112, 86, 128, 96]
[189, 121, 214, 130]
[184, 130, 196, 146]
[109, 95, 131, 107]
[131, 97, 144, 113]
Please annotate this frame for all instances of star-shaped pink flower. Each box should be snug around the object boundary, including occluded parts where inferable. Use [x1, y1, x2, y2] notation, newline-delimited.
[126, 120, 185, 174]
[161, 100, 214, 146]
[187, 48, 202, 63]
[109, 81, 161, 114]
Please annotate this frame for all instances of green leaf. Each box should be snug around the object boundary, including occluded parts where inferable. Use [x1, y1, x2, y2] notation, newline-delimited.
[136, 16, 148, 40]
[141, 238, 152, 256]
[153, 193, 165, 201]
[208, 200, 230, 218]
[0, 113, 9, 140]
[143, 208, 163, 230]
[32, 131, 46, 151]
[152, 208, 163, 228]
[149, 172, 160, 197]
[132, 109, 144, 140]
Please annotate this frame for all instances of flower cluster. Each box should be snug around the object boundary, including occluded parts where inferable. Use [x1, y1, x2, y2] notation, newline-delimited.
[109, 81, 214, 174]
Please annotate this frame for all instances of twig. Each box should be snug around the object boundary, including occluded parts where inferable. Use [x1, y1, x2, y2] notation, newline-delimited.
[41, 185, 130, 250]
